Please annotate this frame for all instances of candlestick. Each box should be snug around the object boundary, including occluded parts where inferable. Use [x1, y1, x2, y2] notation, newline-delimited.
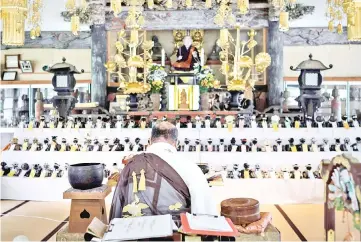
[200, 48, 205, 66]
[161, 48, 165, 67]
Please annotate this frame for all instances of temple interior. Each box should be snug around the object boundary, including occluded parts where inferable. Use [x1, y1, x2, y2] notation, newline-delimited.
[1, 0, 361, 241]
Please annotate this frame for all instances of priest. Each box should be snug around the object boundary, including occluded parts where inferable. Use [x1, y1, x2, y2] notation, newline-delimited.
[172, 36, 200, 71]
[110, 122, 218, 221]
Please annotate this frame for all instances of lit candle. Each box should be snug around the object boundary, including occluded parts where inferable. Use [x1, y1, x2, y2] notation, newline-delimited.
[161, 48, 165, 67]
[200, 48, 205, 66]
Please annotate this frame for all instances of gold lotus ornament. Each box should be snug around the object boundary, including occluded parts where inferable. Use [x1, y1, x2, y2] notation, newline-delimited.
[128, 55, 144, 68]
[142, 40, 154, 51]
[124, 82, 151, 94]
[118, 30, 126, 39]
[255, 52, 271, 73]
[104, 61, 117, 72]
[228, 79, 246, 91]
[114, 54, 127, 68]
[115, 41, 124, 52]
[238, 56, 253, 68]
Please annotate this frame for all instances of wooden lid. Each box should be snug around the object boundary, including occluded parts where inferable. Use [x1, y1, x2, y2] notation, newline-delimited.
[221, 198, 259, 208]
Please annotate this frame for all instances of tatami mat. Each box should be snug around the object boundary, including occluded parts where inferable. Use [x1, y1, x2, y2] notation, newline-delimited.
[1, 199, 359, 241]
[1, 200, 27, 214]
[1, 201, 70, 241]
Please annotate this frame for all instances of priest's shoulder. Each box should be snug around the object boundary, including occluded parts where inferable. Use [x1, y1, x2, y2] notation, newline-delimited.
[122, 152, 159, 165]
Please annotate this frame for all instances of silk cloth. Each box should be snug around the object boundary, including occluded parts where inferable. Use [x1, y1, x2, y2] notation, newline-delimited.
[109, 152, 191, 221]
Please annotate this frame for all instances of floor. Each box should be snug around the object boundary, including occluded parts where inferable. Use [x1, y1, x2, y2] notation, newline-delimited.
[1, 198, 360, 241]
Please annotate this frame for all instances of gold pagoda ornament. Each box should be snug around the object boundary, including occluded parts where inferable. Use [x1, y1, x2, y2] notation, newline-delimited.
[326, 0, 361, 41]
[0, 0, 28, 46]
[65, 0, 87, 35]
[28, 0, 43, 40]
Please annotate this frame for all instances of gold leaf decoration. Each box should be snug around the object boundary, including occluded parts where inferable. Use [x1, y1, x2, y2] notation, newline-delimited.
[142, 40, 154, 51]
[238, 56, 253, 68]
[104, 61, 117, 72]
[127, 55, 144, 68]
[122, 194, 149, 217]
[255, 52, 271, 73]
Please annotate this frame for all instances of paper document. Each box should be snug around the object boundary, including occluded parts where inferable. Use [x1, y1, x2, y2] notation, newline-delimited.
[186, 213, 233, 232]
[103, 214, 173, 241]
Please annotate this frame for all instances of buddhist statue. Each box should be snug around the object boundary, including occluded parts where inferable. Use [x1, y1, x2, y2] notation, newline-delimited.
[172, 36, 200, 71]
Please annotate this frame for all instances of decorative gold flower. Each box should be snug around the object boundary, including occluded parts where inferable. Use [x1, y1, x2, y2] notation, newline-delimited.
[128, 55, 144, 68]
[247, 39, 257, 49]
[142, 40, 154, 51]
[124, 82, 151, 94]
[104, 61, 117, 72]
[238, 56, 253, 68]
[255, 52, 271, 73]
[115, 41, 124, 52]
[118, 30, 126, 39]
[228, 79, 246, 91]
[114, 54, 127, 68]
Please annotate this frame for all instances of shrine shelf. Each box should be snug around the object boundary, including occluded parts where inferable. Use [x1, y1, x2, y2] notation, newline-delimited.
[321, 154, 361, 241]
[116, 111, 242, 119]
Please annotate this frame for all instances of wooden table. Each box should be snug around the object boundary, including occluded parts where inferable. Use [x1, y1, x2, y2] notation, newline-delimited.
[63, 185, 111, 233]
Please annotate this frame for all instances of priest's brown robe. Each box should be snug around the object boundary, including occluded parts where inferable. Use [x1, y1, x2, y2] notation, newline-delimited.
[109, 153, 191, 221]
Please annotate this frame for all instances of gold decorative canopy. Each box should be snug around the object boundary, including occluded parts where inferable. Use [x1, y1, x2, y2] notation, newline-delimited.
[0, 0, 28, 46]
[326, 0, 361, 41]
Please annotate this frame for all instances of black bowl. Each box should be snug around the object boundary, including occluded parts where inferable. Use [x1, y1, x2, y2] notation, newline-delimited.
[68, 163, 104, 190]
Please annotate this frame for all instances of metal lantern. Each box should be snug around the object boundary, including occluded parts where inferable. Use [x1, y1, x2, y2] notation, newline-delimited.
[44, 58, 84, 118]
[290, 54, 333, 119]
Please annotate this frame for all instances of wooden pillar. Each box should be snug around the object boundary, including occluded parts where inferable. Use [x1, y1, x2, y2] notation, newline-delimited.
[89, 0, 107, 107]
[267, 20, 284, 106]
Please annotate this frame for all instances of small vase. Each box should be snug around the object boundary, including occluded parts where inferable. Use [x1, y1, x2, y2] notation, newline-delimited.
[200, 92, 210, 111]
[150, 93, 161, 111]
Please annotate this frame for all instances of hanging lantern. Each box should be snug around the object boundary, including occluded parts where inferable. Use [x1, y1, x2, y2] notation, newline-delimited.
[238, 0, 249, 15]
[337, 22, 343, 34]
[0, 0, 28, 46]
[279, 11, 289, 32]
[71, 15, 80, 35]
[328, 20, 335, 32]
[347, 0, 361, 41]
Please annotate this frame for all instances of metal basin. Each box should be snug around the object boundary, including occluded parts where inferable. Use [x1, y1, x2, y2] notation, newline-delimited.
[68, 163, 104, 190]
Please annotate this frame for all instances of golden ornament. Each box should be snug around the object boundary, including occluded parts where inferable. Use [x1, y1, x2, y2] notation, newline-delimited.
[255, 53, 271, 73]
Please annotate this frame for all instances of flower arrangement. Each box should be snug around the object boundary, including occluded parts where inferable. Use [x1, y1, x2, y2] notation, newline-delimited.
[147, 64, 167, 93]
[194, 64, 216, 94]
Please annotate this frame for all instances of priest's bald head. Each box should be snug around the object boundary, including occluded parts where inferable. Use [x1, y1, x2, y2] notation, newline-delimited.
[150, 121, 178, 147]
